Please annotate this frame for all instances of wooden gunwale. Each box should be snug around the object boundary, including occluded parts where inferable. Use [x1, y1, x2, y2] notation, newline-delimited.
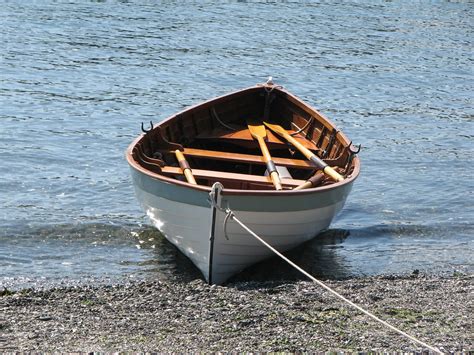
[125, 84, 360, 196]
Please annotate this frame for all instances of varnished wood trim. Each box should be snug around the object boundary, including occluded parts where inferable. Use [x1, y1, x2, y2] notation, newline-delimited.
[125, 84, 360, 195]
[196, 128, 319, 150]
[160, 166, 305, 187]
[162, 147, 316, 169]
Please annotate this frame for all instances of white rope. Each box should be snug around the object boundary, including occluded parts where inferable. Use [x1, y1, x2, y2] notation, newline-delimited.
[227, 211, 442, 354]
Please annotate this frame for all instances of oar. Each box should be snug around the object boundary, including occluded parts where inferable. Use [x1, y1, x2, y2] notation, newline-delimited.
[175, 150, 197, 185]
[293, 171, 325, 190]
[247, 121, 283, 190]
[264, 122, 344, 182]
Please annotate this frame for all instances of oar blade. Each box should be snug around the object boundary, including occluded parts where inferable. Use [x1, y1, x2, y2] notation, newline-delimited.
[247, 120, 267, 140]
[263, 121, 287, 136]
[247, 120, 283, 191]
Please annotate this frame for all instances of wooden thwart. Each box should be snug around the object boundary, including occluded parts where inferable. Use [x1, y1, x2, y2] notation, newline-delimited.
[135, 145, 305, 188]
[160, 166, 305, 188]
[196, 127, 319, 150]
[161, 147, 316, 170]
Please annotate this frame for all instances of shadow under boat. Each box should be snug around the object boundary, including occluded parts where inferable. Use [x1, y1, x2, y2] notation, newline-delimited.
[228, 228, 352, 283]
[138, 227, 353, 284]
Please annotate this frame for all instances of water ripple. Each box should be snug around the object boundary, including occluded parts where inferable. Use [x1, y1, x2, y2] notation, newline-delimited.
[1, 1, 472, 286]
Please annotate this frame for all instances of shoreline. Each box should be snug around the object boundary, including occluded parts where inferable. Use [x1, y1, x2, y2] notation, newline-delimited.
[1, 274, 472, 352]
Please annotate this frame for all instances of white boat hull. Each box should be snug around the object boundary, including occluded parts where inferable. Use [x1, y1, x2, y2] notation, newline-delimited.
[131, 167, 353, 284]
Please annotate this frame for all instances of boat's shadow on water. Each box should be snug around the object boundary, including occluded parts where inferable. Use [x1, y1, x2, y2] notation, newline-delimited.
[140, 228, 353, 284]
[229, 229, 353, 283]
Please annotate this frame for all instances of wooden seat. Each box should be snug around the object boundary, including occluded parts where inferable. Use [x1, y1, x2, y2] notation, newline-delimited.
[161, 147, 316, 170]
[160, 166, 306, 188]
[195, 128, 319, 150]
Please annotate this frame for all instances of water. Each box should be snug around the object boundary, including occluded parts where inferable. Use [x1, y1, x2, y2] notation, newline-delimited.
[1, 1, 473, 288]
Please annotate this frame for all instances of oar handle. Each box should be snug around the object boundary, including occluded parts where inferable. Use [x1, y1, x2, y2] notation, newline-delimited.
[175, 150, 197, 185]
[276, 130, 344, 182]
[323, 166, 343, 182]
[269, 170, 282, 191]
[308, 156, 343, 182]
[257, 137, 282, 190]
[294, 172, 325, 190]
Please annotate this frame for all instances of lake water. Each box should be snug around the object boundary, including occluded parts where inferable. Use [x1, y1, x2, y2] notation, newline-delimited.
[1, 1, 473, 289]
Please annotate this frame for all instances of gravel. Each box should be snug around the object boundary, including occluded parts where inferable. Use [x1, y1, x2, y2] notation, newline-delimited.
[0, 273, 472, 352]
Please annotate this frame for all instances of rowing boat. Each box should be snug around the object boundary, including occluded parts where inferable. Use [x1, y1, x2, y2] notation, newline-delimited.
[126, 80, 360, 284]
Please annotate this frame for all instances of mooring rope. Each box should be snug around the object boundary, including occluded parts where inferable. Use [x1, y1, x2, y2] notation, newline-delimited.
[224, 209, 442, 354]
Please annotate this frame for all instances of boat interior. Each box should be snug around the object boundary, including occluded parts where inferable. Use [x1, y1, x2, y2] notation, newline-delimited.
[130, 86, 359, 191]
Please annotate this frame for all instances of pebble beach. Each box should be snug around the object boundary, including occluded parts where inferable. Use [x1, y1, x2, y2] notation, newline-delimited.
[1, 274, 472, 352]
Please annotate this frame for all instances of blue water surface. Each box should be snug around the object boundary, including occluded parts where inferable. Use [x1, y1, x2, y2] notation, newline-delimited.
[1, 1, 472, 288]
